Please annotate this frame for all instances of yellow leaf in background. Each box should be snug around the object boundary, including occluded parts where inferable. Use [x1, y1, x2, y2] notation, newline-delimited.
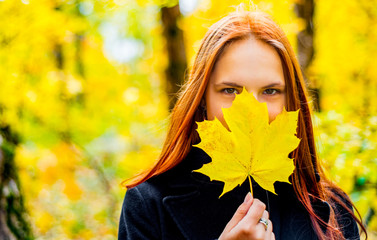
[63, 177, 83, 201]
[35, 211, 54, 234]
[194, 90, 300, 197]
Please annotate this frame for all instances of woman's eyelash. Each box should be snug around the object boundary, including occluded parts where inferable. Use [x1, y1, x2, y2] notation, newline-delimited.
[263, 89, 280, 95]
[222, 88, 239, 94]
[221, 88, 281, 95]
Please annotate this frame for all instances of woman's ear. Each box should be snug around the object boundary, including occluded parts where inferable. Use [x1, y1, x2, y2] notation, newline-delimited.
[200, 98, 206, 108]
[200, 99, 207, 120]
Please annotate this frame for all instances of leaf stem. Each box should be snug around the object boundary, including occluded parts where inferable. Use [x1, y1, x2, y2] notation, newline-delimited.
[248, 175, 253, 196]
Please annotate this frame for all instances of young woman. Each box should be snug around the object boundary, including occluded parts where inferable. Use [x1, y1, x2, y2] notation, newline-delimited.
[118, 8, 366, 240]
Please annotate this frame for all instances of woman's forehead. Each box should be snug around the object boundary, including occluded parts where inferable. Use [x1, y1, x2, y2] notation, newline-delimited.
[210, 38, 285, 87]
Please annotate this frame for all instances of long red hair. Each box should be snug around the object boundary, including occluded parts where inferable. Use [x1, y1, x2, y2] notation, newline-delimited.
[123, 8, 366, 240]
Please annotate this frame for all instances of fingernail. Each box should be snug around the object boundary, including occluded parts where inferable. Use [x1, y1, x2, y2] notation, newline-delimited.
[244, 192, 252, 203]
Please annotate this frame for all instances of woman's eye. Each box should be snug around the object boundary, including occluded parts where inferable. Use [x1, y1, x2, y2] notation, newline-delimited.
[263, 89, 278, 95]
[223, 88, 239, 94]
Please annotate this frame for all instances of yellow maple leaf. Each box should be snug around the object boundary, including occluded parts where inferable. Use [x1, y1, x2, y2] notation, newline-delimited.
[194, 90, 300, 197]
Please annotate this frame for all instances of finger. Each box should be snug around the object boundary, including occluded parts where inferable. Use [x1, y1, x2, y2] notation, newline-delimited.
[258, 210, 269, 231]
[240, 198, 266, 226]
[264, 220, 273, 240]
[222, 192, 253, 233]
[261, 210, 269, 221]
[253, 216, 269, 239]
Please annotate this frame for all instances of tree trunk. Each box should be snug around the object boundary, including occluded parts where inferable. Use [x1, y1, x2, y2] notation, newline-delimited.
[295, 0, 320, 111]
[161, 4, 188, 111]
[0, 126, 33, 240]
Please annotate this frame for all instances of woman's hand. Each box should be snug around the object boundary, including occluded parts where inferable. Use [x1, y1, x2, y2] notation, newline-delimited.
[218, 193, 275, 240]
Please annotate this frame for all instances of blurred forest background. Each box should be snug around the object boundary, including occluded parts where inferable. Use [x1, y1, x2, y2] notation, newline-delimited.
[0, 0, 376, 239]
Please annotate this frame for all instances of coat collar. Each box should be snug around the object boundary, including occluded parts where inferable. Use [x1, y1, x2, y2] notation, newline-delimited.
[161, 147, 331, 240]
[161, 147, 226, 239]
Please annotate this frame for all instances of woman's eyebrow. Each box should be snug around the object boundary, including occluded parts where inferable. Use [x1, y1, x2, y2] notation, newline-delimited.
[263, 82, 285, 88]
[215, 82, 285, 88]
[215, 82, 244, 88]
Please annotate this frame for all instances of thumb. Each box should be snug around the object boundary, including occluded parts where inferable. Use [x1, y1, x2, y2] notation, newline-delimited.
[223, 192, 253, 233]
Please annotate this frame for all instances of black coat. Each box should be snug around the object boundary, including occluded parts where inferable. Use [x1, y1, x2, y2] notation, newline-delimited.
[118, 147, 359, 240]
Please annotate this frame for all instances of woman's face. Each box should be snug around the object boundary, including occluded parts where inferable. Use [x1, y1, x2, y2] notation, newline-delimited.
[205, 38, 286, 127]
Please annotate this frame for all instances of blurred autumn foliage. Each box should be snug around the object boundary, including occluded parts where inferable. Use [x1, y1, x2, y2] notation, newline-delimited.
[0, 0, 376, 239]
